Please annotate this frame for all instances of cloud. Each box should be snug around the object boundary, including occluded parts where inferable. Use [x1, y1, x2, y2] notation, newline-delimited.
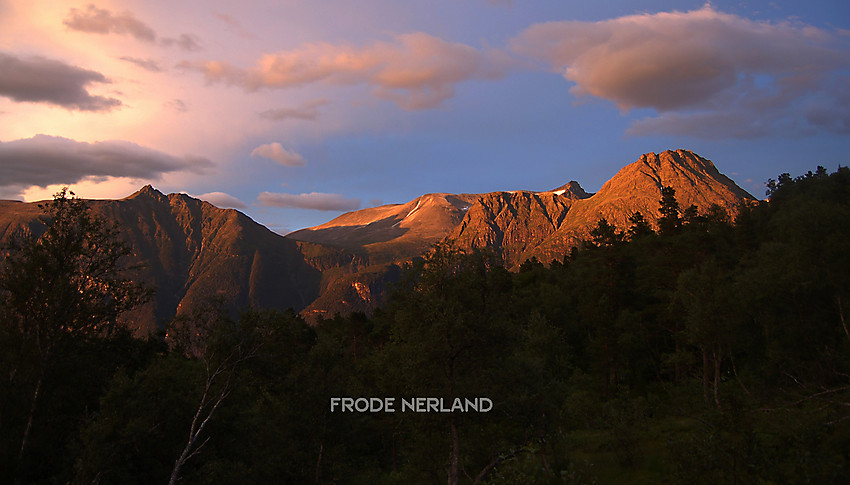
[0, 135, 212, 189]
[257, 192, 361, 211]
[161, 34, 202, 51]
[64, 5, 200, 50]
[627, 111, 773, 139]
[196, 191, 247, 209]
[259, 98, 328, 121]
[63, 4, 156, 42]
[214, 12, 239, 29]
[181, 32, 515, 109]
[165, 99, 188, 112]
[119, 56, 163, 72]
[511, 5, 850, 137]
[214, 12, 253, 39]
[626, 74, 850, 138]
[0, 52, 121, 111]
[250, 142, 305, 166]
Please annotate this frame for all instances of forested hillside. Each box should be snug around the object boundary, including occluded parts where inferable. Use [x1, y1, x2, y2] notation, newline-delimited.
[1, 166, 848, 484]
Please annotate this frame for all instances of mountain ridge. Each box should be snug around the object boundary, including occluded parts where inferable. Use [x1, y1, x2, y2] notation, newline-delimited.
[293, 149, 754, 269]
[0, 149, 755, 328]
[1, 186, 324, 335]
[288, 192, 480, 262]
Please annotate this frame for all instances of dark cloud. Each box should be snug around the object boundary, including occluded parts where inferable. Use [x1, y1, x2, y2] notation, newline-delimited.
[803, 78, 850, 135]
[0, 135, 212, 189]
[256, 191, 361, 211]
[512, 5, 850, 138]
[119, 56, 163, 72]
[0, 52, 121, 111]
[259, 98, 328, 121]
[627, 77, 850, 139]
[627, 111, 773, 140]
[63, 4, 156, 42]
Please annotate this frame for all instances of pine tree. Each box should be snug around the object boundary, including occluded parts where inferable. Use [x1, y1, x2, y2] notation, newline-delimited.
[658, 186, 682, 235]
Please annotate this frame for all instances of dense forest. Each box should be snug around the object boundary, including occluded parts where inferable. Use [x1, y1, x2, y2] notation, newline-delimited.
[2, 167, 849, 484]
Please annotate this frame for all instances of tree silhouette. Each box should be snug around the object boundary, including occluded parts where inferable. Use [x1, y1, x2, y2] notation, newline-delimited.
[0, 188, 149, 482]
[658, 186, 682, 235]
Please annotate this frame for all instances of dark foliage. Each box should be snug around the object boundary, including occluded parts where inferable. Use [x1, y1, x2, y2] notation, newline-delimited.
[2, 168, 850, 483]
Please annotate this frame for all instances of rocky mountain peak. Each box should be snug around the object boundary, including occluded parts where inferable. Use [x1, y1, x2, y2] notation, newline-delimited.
[608, 149, 754, 202]
[636, 149, 722, 182]
[125, 184, 168, 202]
[496, 150, 756, 267]
[549, 180, 592, 199]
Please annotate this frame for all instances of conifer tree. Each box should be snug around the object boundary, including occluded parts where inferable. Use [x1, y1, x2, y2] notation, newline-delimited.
[658, 186, 682, 235]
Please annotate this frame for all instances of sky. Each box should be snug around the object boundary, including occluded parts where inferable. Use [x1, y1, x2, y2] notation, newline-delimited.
[1, 0, 848, 234]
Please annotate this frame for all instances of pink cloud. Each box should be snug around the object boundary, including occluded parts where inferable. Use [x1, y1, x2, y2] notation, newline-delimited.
[195, 191, 247, 209]
[256, 192, 361, 212]
[259, 98, 328, 121]
[250, 143, 304, 166]
[511, 5, 850, 137]
[64, 5, 200, 50]
[181, 32, 515, 109]
[64, 4, 156, 42]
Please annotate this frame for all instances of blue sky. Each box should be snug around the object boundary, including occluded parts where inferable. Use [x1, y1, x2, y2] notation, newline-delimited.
[1, 0, 848, 233]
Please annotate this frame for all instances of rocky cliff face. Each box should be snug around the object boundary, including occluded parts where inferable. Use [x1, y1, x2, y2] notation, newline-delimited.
[299, 263, 405, 322]
[447, 189, 583, 268]
[112, 186, 325, 334]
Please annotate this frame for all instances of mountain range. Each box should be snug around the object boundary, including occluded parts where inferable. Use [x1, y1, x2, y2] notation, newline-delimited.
[0, 149, 755, 332]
